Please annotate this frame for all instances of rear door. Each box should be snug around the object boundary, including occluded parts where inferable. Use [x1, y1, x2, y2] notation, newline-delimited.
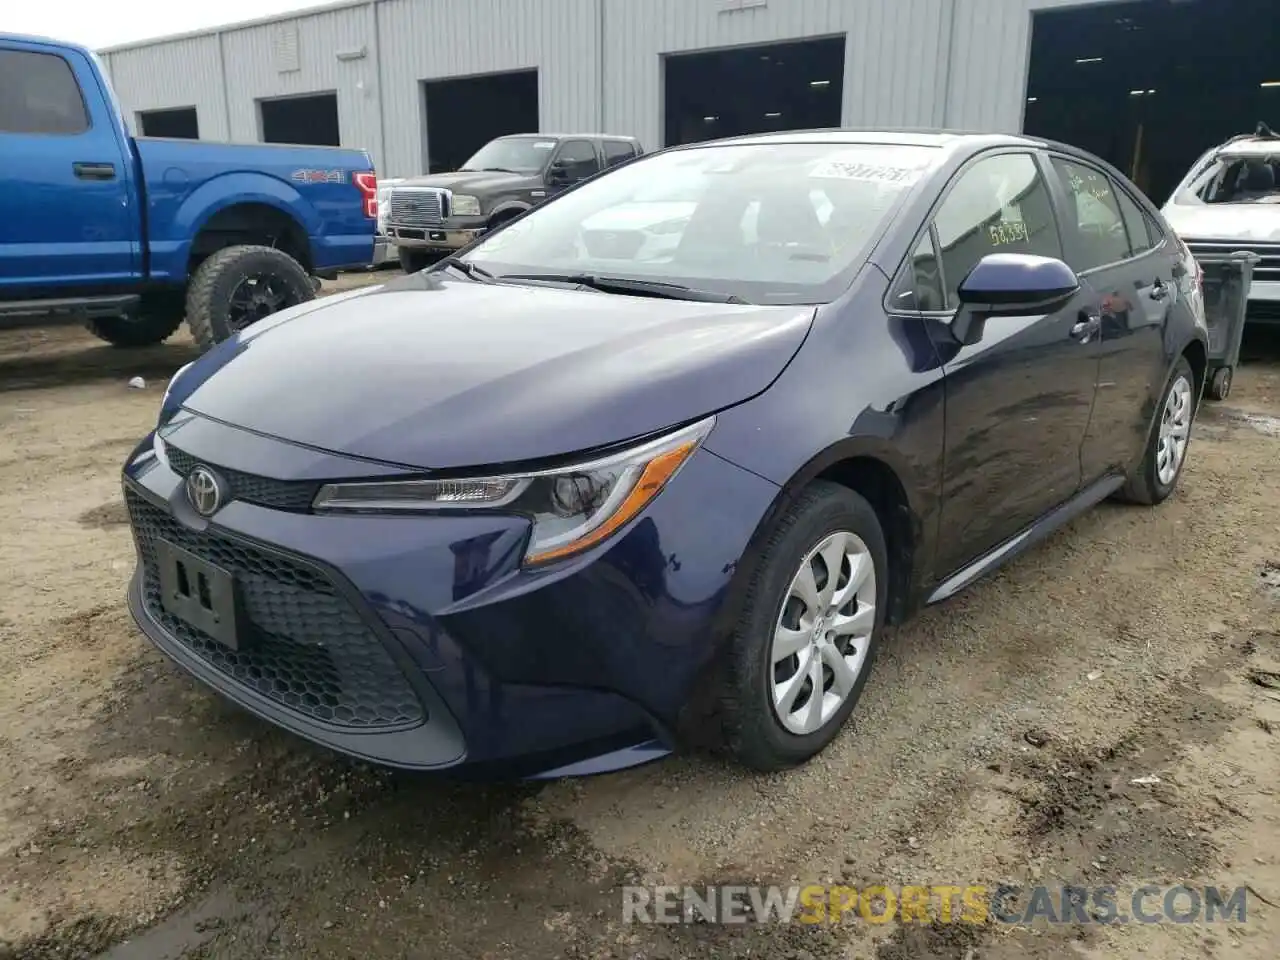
[1046, 155, 1174, 481]
[914, 150, 1101, 578]
[0, 41, 139, 292]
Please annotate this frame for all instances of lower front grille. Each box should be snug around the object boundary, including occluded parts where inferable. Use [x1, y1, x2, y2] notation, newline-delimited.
[127, 489, 424, 729]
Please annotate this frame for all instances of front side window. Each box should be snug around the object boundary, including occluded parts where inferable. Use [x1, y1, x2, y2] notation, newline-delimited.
[1052, 158, 1131, 271]
[931, 152, 1062, 307]
[553, 140, 601, 180]
[461, 141, 943, 304]
[460, 137, 559, 174]
[0, 49, 89, 135]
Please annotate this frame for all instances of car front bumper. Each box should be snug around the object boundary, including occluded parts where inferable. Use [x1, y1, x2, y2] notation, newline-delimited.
[121, 414, 778, 777]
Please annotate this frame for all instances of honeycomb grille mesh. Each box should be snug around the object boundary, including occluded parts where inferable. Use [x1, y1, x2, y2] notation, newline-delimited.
[127, 490, 424, 729]
[164, 445, 320, 512]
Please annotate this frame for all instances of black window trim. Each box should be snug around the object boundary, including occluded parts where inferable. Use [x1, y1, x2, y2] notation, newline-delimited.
[0, 45, 94, 137]
[885, 146, 1065, 319]
[1044, 152, 1165, 277]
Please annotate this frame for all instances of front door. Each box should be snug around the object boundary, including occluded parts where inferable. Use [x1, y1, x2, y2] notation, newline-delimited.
[0, 42, 139, 292]
[925, 150, 1101, 578]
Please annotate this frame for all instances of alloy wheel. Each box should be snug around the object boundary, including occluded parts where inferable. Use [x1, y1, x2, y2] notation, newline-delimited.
[1156, 375, 1192, 486]
[770, 530, 877, 736]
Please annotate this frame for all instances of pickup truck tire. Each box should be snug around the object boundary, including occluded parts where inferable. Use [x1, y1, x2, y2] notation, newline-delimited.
[398, 248, 433, 274]
[186, 245, 315, 350]
[87, 312, 183, 348]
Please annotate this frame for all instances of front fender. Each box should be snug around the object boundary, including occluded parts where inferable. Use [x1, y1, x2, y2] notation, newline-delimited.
[148, 172, 317, 282]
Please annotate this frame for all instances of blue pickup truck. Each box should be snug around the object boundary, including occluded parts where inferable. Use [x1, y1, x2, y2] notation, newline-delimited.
[0, 33, 378, 349]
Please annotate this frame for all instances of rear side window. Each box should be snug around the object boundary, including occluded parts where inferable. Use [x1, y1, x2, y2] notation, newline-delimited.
[0, 49, 89, 135]
[931, 152, 1063, 308]
[1115, 186, 1155, 256]
[603, 140, 637, 168]
[1051, 158, 1130, 271]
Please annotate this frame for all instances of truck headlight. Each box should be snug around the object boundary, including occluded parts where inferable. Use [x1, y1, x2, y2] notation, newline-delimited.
[451, 194, 481, 217]
[312, 417, 714, 565]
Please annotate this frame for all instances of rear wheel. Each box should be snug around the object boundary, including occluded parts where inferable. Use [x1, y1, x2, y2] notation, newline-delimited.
[398, 248, 433, 274]
[718, 482, 888, 772]
[1207, 366, 1232, 402]
[1117, 356, 1196, 505]
[87, 311, 183, 348]
[186, 245, 314, 350]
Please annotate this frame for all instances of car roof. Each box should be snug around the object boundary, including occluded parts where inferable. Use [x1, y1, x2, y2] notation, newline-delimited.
[696, 128, 1047, 150]
[1, 32, 93, 56]
[1218, 139, 1280, 158]
[499, 133, 640, 142]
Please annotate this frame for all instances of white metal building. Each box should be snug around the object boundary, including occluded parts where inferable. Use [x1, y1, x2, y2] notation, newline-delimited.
[99, 0, 1279, 203]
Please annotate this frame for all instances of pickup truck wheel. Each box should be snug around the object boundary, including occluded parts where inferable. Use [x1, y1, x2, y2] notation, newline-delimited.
[186, 245, 314, 350]
[398, 248, 433, 274]
[87, 312, 183, 348]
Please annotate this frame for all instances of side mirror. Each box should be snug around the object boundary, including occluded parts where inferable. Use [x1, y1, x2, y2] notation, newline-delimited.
[547, 160, 571, 184]
[952, 253, 1081, 345]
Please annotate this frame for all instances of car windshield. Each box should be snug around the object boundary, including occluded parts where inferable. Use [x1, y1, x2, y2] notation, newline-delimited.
[459, 137, 558, 174]
[1177, 152, 1280, 205]
[460, 141, 941, 304]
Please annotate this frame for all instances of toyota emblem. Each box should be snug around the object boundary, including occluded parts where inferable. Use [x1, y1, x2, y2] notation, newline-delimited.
[185, 466, 224, 517]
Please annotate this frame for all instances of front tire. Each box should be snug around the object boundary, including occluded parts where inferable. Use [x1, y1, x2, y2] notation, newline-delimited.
[398, 248, 433, 273]
[719, 482, 888, 772]
[186, 245, 314, 351]
[1207, 366, 1232, 402]
[1117, 356, 1196, 505]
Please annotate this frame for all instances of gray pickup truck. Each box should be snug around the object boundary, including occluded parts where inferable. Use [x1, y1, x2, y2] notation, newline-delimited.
[385, 133, 643, 272]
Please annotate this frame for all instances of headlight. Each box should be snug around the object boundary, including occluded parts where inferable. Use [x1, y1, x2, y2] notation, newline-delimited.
[312, 417, 714, 565]
[451, 194, 481, 217]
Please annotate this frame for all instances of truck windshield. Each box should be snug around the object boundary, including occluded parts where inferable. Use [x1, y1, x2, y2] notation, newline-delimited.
[460, 141, 940, 305]
[459, 138, 558, 174]
[1179, 153, 1280, 205]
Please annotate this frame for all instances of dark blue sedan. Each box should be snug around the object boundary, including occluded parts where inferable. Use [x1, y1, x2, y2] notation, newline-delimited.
[124, 131, 1207, 777]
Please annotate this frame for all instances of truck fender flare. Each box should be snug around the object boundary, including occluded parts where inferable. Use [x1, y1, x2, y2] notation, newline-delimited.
[488, 201, 533, 224]
[171, 172, 319, 268]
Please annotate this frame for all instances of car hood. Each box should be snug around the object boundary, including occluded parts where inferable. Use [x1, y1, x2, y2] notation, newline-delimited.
[181, 273, 814, 470]
[1163, 202, 1280, 242]
[395, 170, 537, 193]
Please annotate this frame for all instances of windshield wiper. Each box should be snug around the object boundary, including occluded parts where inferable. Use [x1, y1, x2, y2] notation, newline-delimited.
[481, 167, 521, 174]
[436, 258, 497, 283]
[498, 273, 748, 304]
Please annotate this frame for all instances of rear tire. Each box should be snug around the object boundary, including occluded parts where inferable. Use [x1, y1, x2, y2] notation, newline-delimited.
[1207, 366, 1232, 402]
[87, 311, 183, 348]
[398, 248, 433, 274]
[718, 482, 888, 772]
[186, 245, 314, 351]
[1116, 356, 1196, 505]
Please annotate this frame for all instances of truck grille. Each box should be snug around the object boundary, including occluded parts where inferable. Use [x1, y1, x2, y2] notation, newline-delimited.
[388, 188, 448, 228]
[1185, 240, 1280, 285]
[164, 444, 319, 513]
[127, 490, 424, 730]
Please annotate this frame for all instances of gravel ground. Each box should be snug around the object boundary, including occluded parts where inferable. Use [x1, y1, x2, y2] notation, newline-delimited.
[2, 283, 1279, 959]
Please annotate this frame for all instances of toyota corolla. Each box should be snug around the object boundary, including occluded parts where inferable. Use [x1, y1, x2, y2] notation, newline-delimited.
[123, 131, 1206, 778]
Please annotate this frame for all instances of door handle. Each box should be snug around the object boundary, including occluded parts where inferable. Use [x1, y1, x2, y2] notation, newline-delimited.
[73, 162, 117, 181]
[1149, 280, 1169, 302]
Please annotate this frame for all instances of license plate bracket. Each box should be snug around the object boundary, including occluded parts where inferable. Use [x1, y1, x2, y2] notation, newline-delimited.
[155, 540, 243, 650]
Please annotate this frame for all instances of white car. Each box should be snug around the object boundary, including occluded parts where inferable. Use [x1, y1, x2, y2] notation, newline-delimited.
[373, 178, 405, 265]
[1163, 126, 1280, 324]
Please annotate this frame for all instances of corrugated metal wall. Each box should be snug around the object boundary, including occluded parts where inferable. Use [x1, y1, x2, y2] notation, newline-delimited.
[104, 35, 231, 141]
[101, 0, 1102, 178]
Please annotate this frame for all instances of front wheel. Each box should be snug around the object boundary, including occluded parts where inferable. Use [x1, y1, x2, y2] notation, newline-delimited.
[398, 248, 433, 274]
[718, 482, 888, 772]
[186, 245, 315, 351]
[1207, 366, 1232, 402]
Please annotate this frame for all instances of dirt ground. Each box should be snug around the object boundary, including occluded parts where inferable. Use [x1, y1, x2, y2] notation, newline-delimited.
[2, 282, 1279, 959]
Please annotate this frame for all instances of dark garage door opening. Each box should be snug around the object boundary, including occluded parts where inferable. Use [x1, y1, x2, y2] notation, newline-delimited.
[423, 70, 539, 174]
[138, 107, 198, 139]
[259, 92, 340, 146]
[663, 37, 845, 147]
[1026, 0, 1280, 204]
